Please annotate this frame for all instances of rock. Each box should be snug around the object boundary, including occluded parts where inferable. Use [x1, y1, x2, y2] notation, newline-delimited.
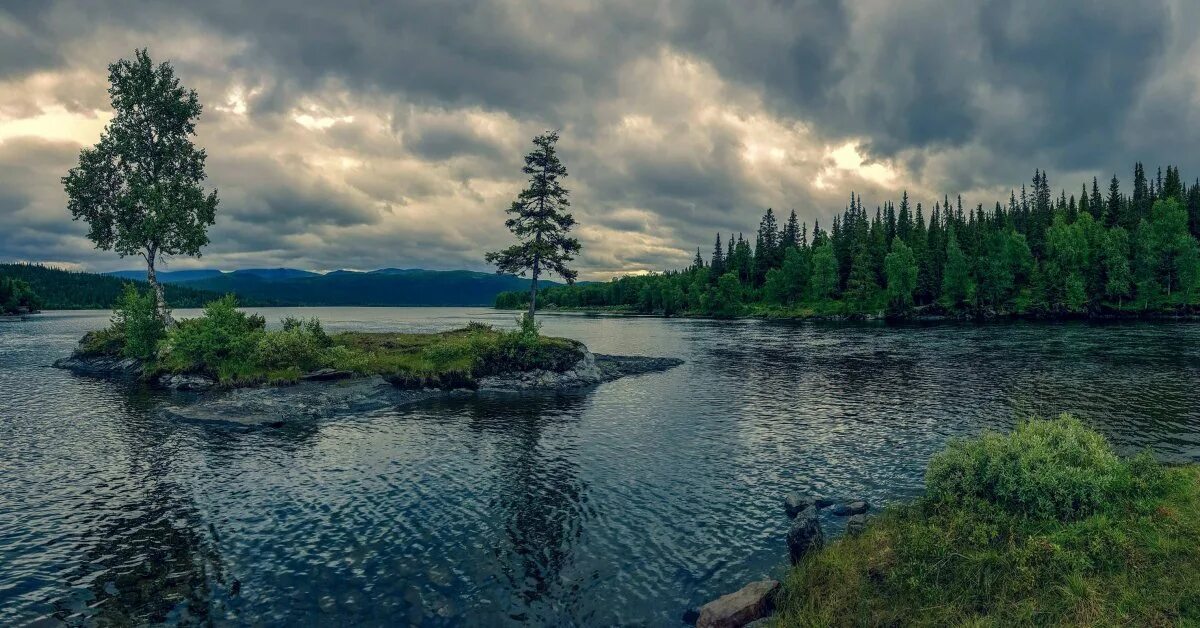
[784, 492, 815, 518]
[743, 619, 773, 628]
[814, 496, 837, 509]
[696, 579, 780, 628]
[53, 354, 144, 378]
[830, 500, 870, 517]
[155, 373, 217, 391]
[846, 514, 868, 536]
[301, 368, 354, 381]
[787, 506, 823, 565]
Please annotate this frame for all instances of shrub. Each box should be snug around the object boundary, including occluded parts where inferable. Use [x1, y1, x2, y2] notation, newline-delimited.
[925, 415, 1162, 521]
[113, 284, 165, 360]
[256, 317, 335, 372]
[159, 294, 265, 378]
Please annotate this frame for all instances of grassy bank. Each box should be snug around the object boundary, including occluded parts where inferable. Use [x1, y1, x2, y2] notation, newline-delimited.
[78, 288, 582, 387]
[774, 417, 1200, 626]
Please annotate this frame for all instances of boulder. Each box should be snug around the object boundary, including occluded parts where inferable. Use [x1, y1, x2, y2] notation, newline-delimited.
[783, 492, 815, 518]
[155, 373, 216, 391]
[786, 506, 823, 565]
[846, 514, 868, 536]
[696, 579, 780, 628]
[814, 496, 837, 509]
[830, 500, 870, 517]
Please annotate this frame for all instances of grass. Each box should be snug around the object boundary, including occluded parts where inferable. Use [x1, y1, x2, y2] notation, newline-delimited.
[773, 416, 1200, 627]
[76, 293, 585, 388]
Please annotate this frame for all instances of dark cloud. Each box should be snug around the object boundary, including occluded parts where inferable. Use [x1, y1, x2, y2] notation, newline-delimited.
[0, 0, 1198, 277]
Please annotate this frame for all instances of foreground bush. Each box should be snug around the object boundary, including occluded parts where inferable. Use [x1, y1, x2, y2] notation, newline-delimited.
[775, 416, 1200, 627]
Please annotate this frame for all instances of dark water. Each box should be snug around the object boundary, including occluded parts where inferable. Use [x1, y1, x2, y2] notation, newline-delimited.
[3, 309, 1200, 626]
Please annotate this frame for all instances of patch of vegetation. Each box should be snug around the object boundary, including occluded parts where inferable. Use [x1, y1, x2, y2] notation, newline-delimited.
[75, 294, 583, 387]
[0, 276, 42, 314]
[773, 416, 1200, 626]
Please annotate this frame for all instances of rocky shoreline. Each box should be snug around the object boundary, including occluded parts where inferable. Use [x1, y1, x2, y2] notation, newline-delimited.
[53, 350, 683, 428]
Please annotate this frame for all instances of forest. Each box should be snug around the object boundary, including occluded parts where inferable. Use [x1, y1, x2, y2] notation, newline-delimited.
[496, 163, 1200, 319]
[0, 264, 262, 310]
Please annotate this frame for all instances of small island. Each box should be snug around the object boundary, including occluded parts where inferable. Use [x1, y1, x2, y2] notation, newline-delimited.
[54, 291, 681, 427]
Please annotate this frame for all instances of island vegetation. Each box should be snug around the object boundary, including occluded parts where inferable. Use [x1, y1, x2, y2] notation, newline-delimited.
[497, 165, 1200, 320]
[774, 416, 1200, 626]
[75, 288, 581, 388]
[0, 275, 41, 315]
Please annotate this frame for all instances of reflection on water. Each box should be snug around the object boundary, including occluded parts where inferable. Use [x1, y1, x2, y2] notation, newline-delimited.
[3, 309, 1200, 625]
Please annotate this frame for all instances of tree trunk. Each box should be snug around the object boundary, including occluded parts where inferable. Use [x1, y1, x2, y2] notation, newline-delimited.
[528, 254, 539, 323]
[145, 247, 173, 326]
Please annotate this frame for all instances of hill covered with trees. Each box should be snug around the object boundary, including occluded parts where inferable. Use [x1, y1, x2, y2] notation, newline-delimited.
[497, 163, 1200, 319]
[0, 264, 258, 310]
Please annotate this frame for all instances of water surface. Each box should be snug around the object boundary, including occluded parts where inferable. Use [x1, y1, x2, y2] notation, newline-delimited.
[3, 308, 1200, 625]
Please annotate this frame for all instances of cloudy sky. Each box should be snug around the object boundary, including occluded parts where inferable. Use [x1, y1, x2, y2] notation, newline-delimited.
[2, 1, 1199, 280]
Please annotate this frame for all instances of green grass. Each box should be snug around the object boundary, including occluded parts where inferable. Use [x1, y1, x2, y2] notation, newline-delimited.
[773, 416, 1200, 627]
[76, 293, 585, 388]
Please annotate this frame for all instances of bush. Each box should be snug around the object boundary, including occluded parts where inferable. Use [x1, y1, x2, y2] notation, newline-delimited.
[256, 317, 335, 372]
[159, 294, 265, 379]
[113, 284, 165, 360]
[925, 415, 1162, 521]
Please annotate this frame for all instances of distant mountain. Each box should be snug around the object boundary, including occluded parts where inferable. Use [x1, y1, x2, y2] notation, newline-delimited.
[182, 268, 553, 306]
[106, 268, 224, 283]
[0, 264, 277, 309]
[229, 268, 321, 280]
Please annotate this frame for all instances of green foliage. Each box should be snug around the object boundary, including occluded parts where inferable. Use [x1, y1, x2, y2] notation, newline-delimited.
[494, 163, 1200, 320]
[776, 417, 1196, 627]
[0, 275, 41, 314]
[485, 131, 581, 319]
[113, 284, 166, 360]
[158, 295, 266, 380]
[884, 238, 917, 314]
[62, 49, 219, 316]
[705, 272, 744, 318]
[926, 416, 1160, 521]
[256, 317, 334, 372]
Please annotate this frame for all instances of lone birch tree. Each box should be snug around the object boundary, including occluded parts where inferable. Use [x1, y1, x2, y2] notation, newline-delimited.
[485, 131, 580, 323]
[63, 49, 219, 323]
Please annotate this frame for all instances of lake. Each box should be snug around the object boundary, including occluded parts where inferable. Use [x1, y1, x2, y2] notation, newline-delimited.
[3, 308, 1200, 625]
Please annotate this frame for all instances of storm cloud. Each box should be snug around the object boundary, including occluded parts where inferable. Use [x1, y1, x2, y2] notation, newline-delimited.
[1, 0, 1198, 278]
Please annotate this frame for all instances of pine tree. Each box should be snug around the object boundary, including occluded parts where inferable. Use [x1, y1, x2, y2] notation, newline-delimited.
[710, 233, 725, 280]
[940, 225, 974, 310]
[1106, 174, 1122, 229]
[485, 130, 581, 322]
[884, 237, 918, 315]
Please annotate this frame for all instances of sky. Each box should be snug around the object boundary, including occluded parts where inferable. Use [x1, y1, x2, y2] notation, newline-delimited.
[2, 1, 1199, 280]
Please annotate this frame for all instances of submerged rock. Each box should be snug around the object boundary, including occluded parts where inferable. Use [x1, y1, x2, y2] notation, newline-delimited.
[696, 579, 780, 628]
[831, 500, 870, 517]
[784, 492, 815, 518]
[787, 506, 824, 565]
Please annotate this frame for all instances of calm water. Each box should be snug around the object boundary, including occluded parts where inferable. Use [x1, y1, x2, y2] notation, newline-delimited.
[3, 308, 1200, 626]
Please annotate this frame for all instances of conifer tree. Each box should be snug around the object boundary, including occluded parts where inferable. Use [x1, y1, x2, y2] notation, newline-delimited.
[485, 131, 581, 322]
[940, 225, 974, 309]
[884, 237, 918, 315]
[710, 233, 725, 280]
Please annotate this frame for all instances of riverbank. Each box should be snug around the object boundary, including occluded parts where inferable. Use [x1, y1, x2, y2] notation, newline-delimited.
[498, 302, 1200, 323]
[748, 417, 1200, 627]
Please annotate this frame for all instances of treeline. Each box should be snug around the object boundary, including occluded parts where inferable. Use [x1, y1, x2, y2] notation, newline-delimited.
[496, 163, 1200, 318]
[0, 276, 41, 314]
[0, 263, 272, 310]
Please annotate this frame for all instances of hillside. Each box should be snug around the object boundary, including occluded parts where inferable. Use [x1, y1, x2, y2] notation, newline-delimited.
[0, 264, 274, 309]
[180, 268, 550, 306]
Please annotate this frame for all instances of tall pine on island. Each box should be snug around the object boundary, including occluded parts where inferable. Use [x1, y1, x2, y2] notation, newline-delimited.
[485, 131, 581, 324]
